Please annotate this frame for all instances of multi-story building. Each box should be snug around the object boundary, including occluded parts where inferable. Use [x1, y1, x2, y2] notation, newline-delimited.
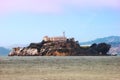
[43, 36, 67, 42]
[43, 32, 67, 42]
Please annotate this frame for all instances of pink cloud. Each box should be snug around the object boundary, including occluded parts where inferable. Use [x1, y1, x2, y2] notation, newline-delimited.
[0, 0, 119, 14]
[66, 0, 120, 9]
[0, 0, 63, 14]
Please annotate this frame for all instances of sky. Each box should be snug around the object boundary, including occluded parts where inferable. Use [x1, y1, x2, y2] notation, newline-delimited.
[0, 0, 120, 47]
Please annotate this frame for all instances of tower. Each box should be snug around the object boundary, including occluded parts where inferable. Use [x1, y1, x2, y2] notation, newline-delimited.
[63, 31, 65, 38]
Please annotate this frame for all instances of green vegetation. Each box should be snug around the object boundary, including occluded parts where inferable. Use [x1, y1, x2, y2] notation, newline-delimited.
[0, 56, 120, 80]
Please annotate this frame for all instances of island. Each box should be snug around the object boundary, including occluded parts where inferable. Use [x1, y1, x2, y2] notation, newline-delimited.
[9, 34, 111, 56]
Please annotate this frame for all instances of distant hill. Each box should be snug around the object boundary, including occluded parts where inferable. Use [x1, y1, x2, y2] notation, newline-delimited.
[0, 47, 11, 56]
[80, 36, 120, 46]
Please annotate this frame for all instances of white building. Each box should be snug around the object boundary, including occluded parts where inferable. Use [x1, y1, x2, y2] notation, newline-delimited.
[43, 36, 67, 42]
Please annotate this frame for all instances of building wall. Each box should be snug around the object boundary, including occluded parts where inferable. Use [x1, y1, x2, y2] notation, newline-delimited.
[43, 36, 67, 42]
[43, 36, 50, 41]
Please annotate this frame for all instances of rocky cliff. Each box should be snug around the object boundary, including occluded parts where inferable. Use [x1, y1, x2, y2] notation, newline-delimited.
[8, 38, 111, 56]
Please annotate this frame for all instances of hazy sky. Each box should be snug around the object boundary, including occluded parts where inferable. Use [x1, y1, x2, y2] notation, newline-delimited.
[0, 0, 120, 46]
